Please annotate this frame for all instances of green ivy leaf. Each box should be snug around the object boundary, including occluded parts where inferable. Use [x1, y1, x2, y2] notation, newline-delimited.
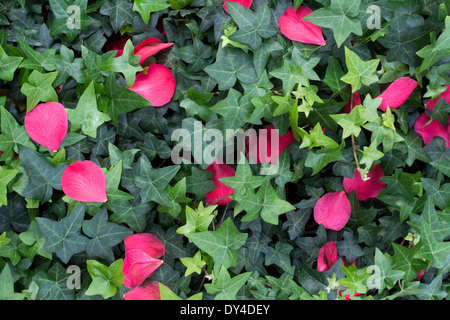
[20, 70, 58, 112]
[204, 265, 251, 300]
[0, 46, 23, 82]
[0, 264, 25, 300]
[134, 0, 170, 24]
[36, 204, 89, 264]
[187, 218, 247, 269]
[85, 259, 125, 299]
[303, 0, 363, 48]
[341, 47, 380, 92]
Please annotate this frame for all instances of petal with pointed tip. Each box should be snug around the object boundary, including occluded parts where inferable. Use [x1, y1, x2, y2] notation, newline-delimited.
[24, 102, 67, 153]
[128, 64, 176, 107]
[61, 161, 107, 203]
[377, 77, 418, 112]
[123, 281, 163, 300]
[134, 37, 173, 64]
[314, 191, 351, 231]
[123, 250, 164, 288]
[278, 6, 326, 46]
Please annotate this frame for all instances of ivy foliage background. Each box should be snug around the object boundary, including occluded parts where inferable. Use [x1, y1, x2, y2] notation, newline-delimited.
[0, 0, 449, 300]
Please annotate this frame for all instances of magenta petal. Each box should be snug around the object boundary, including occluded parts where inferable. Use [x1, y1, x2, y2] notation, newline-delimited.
[414, 113, 450, 147]
[24, 102, 67, 152]
[278, 6, 326, 46]
[344, 91, 362, 114]
[248, 125, 295, 164]
[317, 241, 338, 272]
[61, 161, 107, 203]
[377, 77, 418, 112]
[134, 37, 173, 64]
[124, 233, 165, 259]
[343, 164, 386, 201]
[314, 191, 351, 231]
[223, 0, 253, 14]
[205, 161, 236, 206]
[425, 85, 450, 111]
[123, 281, 163, 300]
[128, 64, 176, 107]
[123, 249, 164, 288]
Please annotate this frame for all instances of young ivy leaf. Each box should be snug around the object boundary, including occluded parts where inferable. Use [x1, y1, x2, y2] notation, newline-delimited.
[204, 265, 252, 300]
[66, 82, 111, 138]
[85, 259, 125, 299]
[21, 70, 58, 112]
[341, 47, 380, 93]
[99, 39, 142, 88]
[0, 46, 23, 82]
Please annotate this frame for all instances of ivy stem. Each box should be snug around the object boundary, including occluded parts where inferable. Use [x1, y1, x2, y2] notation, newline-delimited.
[349, 91, 361, 171]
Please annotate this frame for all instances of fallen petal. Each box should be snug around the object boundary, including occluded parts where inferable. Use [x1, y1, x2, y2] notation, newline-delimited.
[278, 6, 326, 46]
[123, 249, 164, 288]
[128, 64, 176, 107]
[61, 161, 107, 203]
[425, 85, 450, 111]
[248, 125, 295, 164]
[343, 164, 386, 201]
[314, 191, 351, 231]
[205, 161, 236, 206]
[377, 77, 418, 112]
[123, 281, 163, 300]
[414, 113, 450, 147]
[223, 0, 253, 14]
[134, 37, 173, 64]
[317, 241, 338, 272]
[124, 233, 165, 259]
[24, 102, 68, 153]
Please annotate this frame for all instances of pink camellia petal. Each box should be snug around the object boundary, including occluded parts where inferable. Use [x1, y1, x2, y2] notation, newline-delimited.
[123, 249, 164, 288]
[223, 0, 253, 14]
[134, 37, 174, 65]
[414, 113, 450, 147]
[61, 161, 107, 203]
[128, 64, 176, 107]
[278, 6, 326, 46]
[317, 241, 338, 272]
[124, 233, 165, 259]
[343, 164, 386, 201]
[248, 125, 295, 164]
[24, 102, 67, 153]
[425, 85, 450, 111]
[314, 191, 351, 231]
[377, 77, 418, 112]
[123, 281, 164, 300]
[205, 161, 236, 206]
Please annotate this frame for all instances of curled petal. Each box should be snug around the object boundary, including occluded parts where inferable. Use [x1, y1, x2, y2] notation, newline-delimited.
[134, 37, 173, 64]
[223, 0, 253, 14]
[414, 113, 450, 147]
[24, 102, 68, 152]
[278, 6, 326, 46]
[317, 241, 338, 272]
[314, 191, 351, 231]
[123, 281, 164, 300]
[128, 64, 176, 107]
[343, 164, 386, 201]
[377, 77, 418, 112]
[205, 161, 236, 206]
[61, 161, 107, 203]
[124, 233, 165, 259]
[248, 125, 295, 164]
[123, 249, 164, 288]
